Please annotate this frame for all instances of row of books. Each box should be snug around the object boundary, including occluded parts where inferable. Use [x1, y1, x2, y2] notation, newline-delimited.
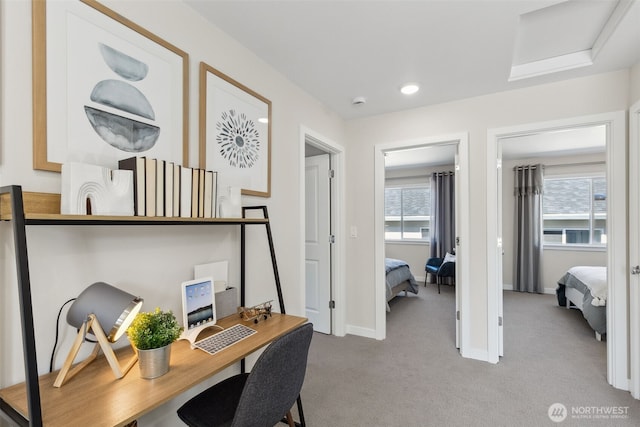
[118, 156, 218, 218]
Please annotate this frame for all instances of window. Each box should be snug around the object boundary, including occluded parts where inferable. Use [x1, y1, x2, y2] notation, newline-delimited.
[542, 176, 606, 247]
[385, 185, 430, 241]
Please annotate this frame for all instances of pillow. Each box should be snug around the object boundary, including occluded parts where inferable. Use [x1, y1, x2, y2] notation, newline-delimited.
[443, 252, 456, 264]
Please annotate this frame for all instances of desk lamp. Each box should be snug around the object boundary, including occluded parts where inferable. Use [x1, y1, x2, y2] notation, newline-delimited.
[54, 282, 143, 387]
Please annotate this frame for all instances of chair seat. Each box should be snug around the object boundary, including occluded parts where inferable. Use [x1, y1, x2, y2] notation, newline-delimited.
[177, 323, 313, 427]
[425, 257, 443, 275]
[178, 373, 249, 427]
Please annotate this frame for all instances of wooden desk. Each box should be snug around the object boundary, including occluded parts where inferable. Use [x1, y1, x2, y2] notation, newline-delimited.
[0, 313, 307, 427]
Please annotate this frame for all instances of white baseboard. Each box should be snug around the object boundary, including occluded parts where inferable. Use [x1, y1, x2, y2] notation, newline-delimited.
[345, 324, 377, 339]
[460, 347, 489, 362]
[502, 283, 556, 295]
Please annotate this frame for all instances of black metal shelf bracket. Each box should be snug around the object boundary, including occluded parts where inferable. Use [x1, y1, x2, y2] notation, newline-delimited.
[1, 185, 42, 426]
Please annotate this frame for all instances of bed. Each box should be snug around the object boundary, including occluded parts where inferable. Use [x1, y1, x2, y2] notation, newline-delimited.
[556, 266, 607, 340]
[385, 258, 419, 311]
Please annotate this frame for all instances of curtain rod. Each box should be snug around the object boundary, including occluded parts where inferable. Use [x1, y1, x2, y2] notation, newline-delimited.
[513, 161, 604, 171]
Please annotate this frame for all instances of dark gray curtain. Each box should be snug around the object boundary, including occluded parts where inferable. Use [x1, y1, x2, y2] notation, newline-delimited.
[514, 164, 544, 293]
[430, 172, 455, 258]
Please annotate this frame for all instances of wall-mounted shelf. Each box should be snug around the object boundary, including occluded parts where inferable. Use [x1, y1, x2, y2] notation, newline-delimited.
[0, 185, 298, 427]
[0, 191, 268, 225]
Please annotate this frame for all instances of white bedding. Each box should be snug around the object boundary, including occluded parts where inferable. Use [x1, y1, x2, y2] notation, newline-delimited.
[566, 266, 607, 306]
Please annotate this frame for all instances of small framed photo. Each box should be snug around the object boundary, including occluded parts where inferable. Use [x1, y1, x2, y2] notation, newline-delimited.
[32, 0, 189, 172]
[199, 62, 271, 197]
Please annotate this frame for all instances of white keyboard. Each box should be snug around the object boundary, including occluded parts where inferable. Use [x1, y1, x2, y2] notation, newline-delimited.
[194, 324, 257, 355]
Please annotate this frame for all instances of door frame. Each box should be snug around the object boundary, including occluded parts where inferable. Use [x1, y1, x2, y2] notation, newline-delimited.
[299, 126, 346, 336]
[486, 112, 628, 390]
[374, 133, 470, 352]
[629, 100, 640, 398]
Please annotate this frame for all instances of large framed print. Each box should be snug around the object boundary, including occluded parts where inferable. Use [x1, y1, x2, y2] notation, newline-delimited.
[200, 62, 271, 197]
[32, 0, 189, 172]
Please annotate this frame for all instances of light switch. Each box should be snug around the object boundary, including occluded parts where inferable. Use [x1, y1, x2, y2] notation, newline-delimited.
[350, 226, 358, 238]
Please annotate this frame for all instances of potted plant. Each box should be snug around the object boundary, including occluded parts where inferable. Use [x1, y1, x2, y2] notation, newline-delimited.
[127, 308, 183, 379]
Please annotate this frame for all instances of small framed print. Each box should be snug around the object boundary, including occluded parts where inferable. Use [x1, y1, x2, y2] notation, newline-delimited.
[32, 0, 189, 172]
[199, 62, 271, 197]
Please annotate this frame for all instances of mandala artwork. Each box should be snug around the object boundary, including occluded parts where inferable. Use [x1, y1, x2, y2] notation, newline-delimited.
[216, 109, 261, 169]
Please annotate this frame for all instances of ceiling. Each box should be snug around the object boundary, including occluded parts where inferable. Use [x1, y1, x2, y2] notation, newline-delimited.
[185, 0, 640, 121]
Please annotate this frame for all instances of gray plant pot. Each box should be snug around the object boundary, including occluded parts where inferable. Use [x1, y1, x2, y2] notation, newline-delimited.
[137, 343, 171, 379]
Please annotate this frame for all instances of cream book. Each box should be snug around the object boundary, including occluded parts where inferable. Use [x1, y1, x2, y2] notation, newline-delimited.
[180, 166, 192, 218]
[173, 163, 181, 217]
[191, 168, 199, 218]
[204, 171, 213, 219]
[165, 161, 174, 217]
[156, 159, 164, 217]
[145, 157, 156, 217]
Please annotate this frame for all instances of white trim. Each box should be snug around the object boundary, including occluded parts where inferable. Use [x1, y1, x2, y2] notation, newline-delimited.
[344, 324, 377, 339]
[299, 126, 346, 337]
[460, 347, 489, 362]
[487, 111, 628, 388]
[628, 99, 640, 399]
[374, 134, 471, 356]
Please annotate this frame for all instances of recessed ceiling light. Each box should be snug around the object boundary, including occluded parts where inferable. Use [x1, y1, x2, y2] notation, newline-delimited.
[352, 96, 367, 105]
[400, 83, 420, 95]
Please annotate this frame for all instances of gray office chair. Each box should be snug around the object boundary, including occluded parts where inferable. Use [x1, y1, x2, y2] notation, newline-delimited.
[177, 322, 314, 427]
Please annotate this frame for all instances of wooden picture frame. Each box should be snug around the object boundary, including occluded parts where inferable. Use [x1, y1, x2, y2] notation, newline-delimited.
[32, 0, 189, 172]
[199, 62, 271, 198]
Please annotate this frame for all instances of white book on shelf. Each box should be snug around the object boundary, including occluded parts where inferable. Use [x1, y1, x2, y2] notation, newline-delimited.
[180, 166, 192, 218]
[204, 171, 213, 219]
[173, 164, 181, 217]
[165, 161, 174, 217]
[156, 159, 164, 217]
[145, 157, 156, 217]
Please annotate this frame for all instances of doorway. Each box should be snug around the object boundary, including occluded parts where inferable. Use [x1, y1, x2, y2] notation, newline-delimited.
[374, 133, 470, 352]
[487, 112, 628, 391]
[300, 127, 346, 336]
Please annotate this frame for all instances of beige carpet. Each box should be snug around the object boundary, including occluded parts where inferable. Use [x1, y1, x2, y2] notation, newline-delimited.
[299, 283, 639, 426]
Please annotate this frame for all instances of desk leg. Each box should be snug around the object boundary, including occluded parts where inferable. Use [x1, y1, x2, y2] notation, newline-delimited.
[296, 395, 306, 427]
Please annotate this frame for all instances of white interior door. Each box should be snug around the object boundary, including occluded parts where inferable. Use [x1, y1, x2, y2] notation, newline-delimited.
[629, 100, 640, 399]
[305, 154, 332, 333]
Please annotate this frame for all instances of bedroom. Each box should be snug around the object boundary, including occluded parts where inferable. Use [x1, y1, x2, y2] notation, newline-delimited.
[383, 144, 459, 327]
[501, 124, 608, 350]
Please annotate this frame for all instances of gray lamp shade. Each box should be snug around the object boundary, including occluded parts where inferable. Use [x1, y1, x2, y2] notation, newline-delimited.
[67, 282, 143, 343]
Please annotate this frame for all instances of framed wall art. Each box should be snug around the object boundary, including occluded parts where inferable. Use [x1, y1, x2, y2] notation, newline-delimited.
[32, 0, 189, 172]
[199, 62, 271, 198]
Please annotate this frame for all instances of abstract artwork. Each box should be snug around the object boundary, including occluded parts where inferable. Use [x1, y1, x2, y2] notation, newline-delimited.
[85, 44, 159, 152]
[200, 62, 271, 198]
[32, 0, 189, 172]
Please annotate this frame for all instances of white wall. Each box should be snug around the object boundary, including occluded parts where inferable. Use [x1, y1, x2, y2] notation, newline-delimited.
[502, 154, 607, 294]
[0, 0, 344, 425]
[345, 70, 630, 354]
[631, 63, 640, 104]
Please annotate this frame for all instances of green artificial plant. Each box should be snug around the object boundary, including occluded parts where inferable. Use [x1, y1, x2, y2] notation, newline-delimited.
[127, 307, 183, 350]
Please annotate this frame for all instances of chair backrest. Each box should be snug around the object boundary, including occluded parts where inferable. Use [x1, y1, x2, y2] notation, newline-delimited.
[231, 322, 314, 427]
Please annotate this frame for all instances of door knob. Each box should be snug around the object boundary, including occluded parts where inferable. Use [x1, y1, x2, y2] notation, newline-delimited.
[632, 266, 640, 275]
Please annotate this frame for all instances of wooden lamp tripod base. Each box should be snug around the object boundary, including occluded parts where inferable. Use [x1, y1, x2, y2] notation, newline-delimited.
[53, 314, 138, 388]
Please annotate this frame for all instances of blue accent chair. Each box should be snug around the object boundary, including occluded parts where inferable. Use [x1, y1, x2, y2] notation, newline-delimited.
[425, 257, 456, 294]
